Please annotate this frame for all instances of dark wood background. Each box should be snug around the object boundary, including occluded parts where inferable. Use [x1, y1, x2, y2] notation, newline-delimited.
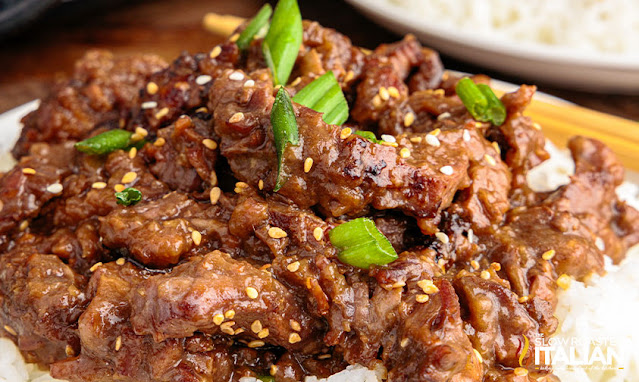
[1, 0, 638, 120]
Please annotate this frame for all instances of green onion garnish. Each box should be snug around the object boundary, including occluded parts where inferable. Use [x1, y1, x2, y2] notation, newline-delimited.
[455, 77, 506, 126]
[257, 377, 275, 382]
[75, 129, 135, 155]
[477, 84, 507, 126]
[293, 71, 349, 125]
[270, 87, 299, 191]
[353, 130, 380, 143]
[262, 0, 302, 86]
[329, 218, 398, 269]
[115, 187, 142, 206]
[236, 4, 273, 50]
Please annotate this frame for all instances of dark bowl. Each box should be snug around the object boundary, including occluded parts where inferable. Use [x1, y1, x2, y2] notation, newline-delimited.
[0, 0, 58, 37]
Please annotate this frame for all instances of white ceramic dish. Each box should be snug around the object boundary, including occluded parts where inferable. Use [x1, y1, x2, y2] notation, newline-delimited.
[345, 0, 639, 93]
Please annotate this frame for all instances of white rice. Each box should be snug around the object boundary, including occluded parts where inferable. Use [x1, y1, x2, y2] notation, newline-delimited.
[389, 0, 639, 56]
[1, 139, 638, 381]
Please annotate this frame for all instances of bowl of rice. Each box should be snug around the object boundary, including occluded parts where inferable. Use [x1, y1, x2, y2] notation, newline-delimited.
[345, 0, 639, 92]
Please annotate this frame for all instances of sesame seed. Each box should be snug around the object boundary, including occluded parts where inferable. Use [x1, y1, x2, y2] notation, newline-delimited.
[378, 87, 390, 101]
[416, 294, 429, 303]
[213, 314, 225, 325]
[130, 133, 144, 142]
[46, 183, 63, 194]
[90, 262, 103, 272]
[19, 220, 29, 231]
[532, 122, 542, 131]
[492, 141, 501, 154]
[475, 122, 483, 128]
[258, 328, 270, 338]
[121, 172, 137, 184]
[430, 128, 441, 136]
[425, 134, 440, 147]
[248, 340, 265, 348]
[437, 112, 451, 121]
[468, 229, 474, 243]
[210, 171, 218, 186]
[195, 75, 213, 85]
[128, 147, 137, 159]
[340, 127, 352, 139]
[480, 270, 491, 280]
[491, 262, 502, 271]
[229, 33, 240, 42]
[372, 95, 382, 108]
[439, 165, 454, 175]
[344, 70, 355, 82]
[210, 187, 221, 205]
[462, 129, 471, 142]
[22, 167, 36, 175]
[224, 310, 235, 319]
[557, 274, 571, 290]
[387, 86, 400, 99]
[244, 79, 255, 87]
[154, 138, 166, 147]
[287, 261, 300, 272]
[473, 349, 483, 363]
[92, 181, 106, 189]
[155, 107, 169, 120]
[191, 231, 202, 246]
[135, 127, 149, 137]
[229, 112, 244, 123]
[229, 71, 244, 81]
[288, 333, 301, 344]
[435, 232, 449, 244]
[146, 82, 158, 95]
[595, 237, 605, 251]
[246, 287, 259, 299]
[209, 46, 222, 59]
[542, 249, 556, 261]
[251, 320, 263, 333]
[116, 258, 126, 266]
[313, 227, 323, 241]
[518, 295, 530, 303]
[470, 260, 480, 270]
[400, 338, 409, 347]
[268, 227, 288, 239]
[290, 319, 301, 332]
[270, 365, 278, 376]
[220, 322, 236, 335]
[417, 279, 439, 294]
[65, 345, 74, 357]
[484, 154, 496, 166]
[391, 281, 406, 289]
[196, 107, 209, 113]
[3, 325, 17, 336]
[380, 141, 398, 147]
[234, 181, 249, 194]
[304, 157, 314, 173]
[141, 101, 157, 109]
[381, 134, 396, 143]
[115, 336, 122, 351]
[410, 136, 422, 143]
[399, 148, 411, 158]
[434, 89, 445, 96]
[290, 77, 302, 86]
[514, 367, 528, 377]
[404, 112, 415, 127]
[258, 179, 264, 190]
[318, 354, 332, 360]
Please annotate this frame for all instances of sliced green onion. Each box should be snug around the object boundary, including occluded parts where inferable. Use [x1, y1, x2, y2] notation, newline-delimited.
[257, 377, 275, 382]
[115, 187, 142, 206]
[329, 218, 398, 269]
[270, 87, 299, 191]
[353, 130, 380, 143]
[236, 4, 273, 50]
[75, 129, 134, 155]
[293, 71, 349, 125]
[262, 0, 302, 85]
[455, 77, 507, 126]
[477, 84, 507, 126]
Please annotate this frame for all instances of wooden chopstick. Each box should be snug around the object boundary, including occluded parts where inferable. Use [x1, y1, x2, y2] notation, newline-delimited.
[202, 12, 639, 172]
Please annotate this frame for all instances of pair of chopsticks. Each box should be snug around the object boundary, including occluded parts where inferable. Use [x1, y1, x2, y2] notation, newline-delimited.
[202, 12, 639, 172]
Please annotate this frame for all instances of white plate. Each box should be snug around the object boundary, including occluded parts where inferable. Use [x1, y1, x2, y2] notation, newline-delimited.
[345, 0, 639, 93]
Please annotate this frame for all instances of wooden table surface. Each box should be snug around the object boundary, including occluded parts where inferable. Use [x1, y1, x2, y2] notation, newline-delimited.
[1, 0, 638, 121]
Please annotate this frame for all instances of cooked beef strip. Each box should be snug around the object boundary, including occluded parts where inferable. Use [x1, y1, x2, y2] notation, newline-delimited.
[13, 51, 167, 159]
[1, 17, 638, 382]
